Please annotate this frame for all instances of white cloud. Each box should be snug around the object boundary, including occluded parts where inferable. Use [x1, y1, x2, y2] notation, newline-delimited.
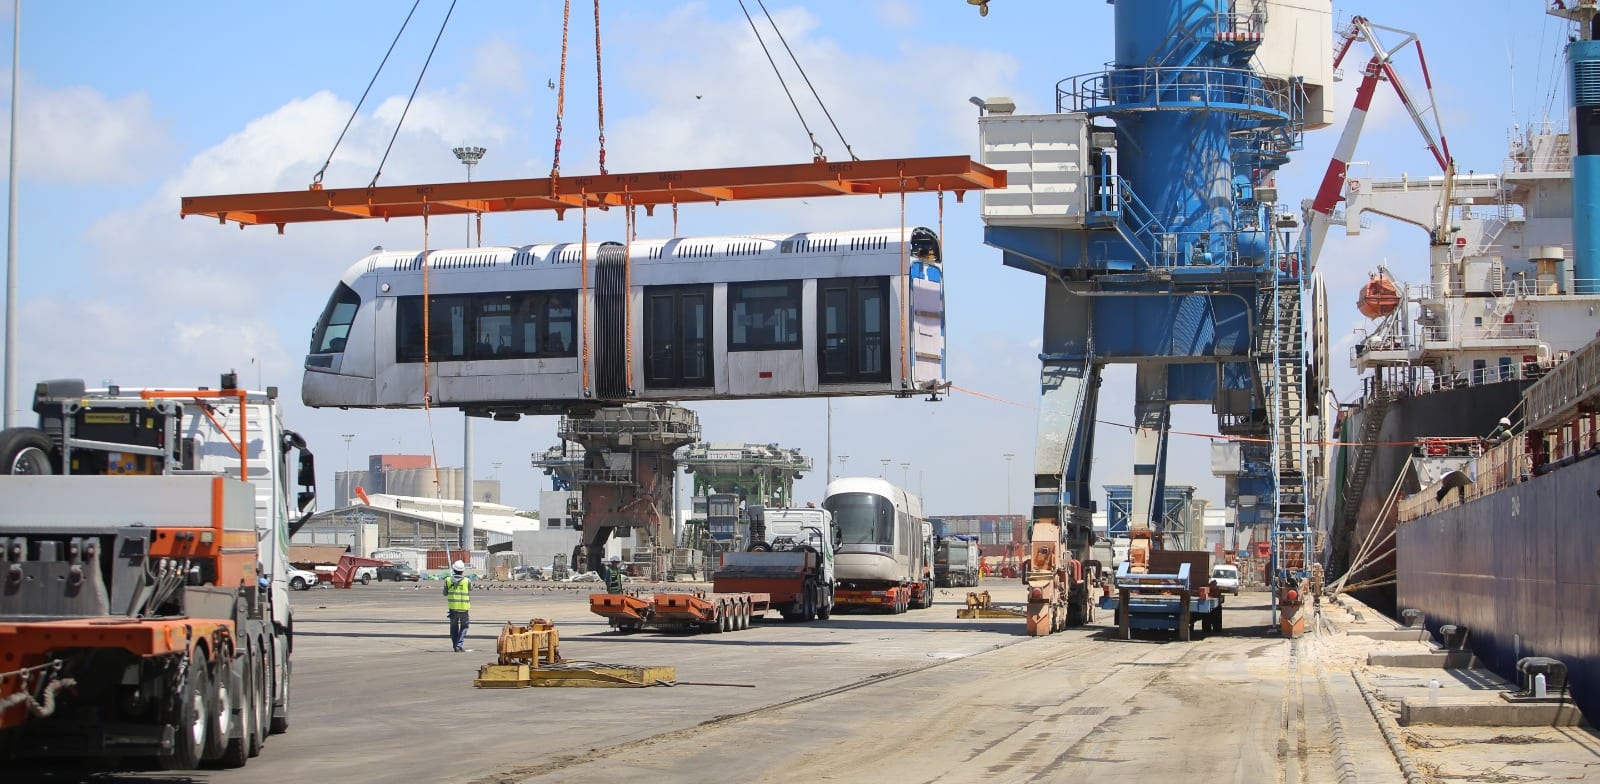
[13, 82, 172, 183]
[471, 38, 529, 95]
[873, 0, 918, 30]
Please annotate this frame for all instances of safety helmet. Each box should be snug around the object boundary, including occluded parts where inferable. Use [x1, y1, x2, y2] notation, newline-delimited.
[609, 555, 622, 564]
[451, 560, 466, 574]
[1499, 417, 1511, 427]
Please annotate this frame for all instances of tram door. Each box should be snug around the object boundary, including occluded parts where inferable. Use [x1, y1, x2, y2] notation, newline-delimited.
[594, 242, 629, 399]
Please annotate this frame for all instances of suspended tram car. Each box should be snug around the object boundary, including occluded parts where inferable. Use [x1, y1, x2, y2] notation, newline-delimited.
[303, 227, 946, 415]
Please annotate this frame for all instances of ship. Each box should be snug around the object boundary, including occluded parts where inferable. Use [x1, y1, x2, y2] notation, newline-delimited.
[1323, 0, 1600, 718]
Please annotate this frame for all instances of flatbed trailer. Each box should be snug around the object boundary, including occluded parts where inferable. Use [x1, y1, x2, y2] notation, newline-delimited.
[834, 584, 916, 612]
[589, 590, 767, 633]
[1098, 550, 1224, 641]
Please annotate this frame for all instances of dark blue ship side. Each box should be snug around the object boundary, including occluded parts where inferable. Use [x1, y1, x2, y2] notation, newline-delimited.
[1397, 451, 1600, 718]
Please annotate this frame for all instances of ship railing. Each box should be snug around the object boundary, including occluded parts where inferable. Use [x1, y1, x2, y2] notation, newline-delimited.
[1525, 333, 1600, 430]
[1572, 278, 1600, 295]
[1418, 321, 1540, 344]
[1398, 435, 1529, 522]
[1056, 66, 1295, 120]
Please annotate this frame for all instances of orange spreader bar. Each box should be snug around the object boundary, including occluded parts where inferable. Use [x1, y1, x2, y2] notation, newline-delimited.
[179, 155, 1005, 230]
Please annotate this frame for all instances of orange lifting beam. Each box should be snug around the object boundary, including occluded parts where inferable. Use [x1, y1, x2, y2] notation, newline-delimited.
[180, 155, 1005, 230]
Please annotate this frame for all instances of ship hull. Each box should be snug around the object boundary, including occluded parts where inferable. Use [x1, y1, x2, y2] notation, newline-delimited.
[1328, 381, 1527, 614]
[1397, 454, 1600, 719]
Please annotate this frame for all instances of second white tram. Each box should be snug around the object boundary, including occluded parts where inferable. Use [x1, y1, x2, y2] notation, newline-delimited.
[303, 227, 946, 415]
[823, 477, 934, 613]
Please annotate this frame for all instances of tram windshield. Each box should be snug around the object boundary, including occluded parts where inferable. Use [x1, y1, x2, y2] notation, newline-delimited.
[823, 492, 894, 545]
[310, 283, 360, 354]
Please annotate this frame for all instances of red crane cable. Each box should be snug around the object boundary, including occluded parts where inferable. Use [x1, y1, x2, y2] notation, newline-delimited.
[421, 206, 432, 407]
[580, 198, 591, 394]
[898, 180, 909, 385]
[551, 0, 571, 179]
[624, 201, 634, 393]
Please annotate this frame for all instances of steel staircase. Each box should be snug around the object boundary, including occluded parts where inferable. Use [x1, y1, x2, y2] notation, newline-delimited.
[1335, 383, 1392, 541]
[1269, 281, 1309, 582]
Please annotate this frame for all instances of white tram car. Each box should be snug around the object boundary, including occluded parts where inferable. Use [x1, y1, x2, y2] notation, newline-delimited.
[303, 227, 946, 415]
[823, 476, 933, 613]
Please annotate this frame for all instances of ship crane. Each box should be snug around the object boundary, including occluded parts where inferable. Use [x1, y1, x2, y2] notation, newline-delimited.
[976, 1, 1334, 636]
[1306, 15, 1454, 270]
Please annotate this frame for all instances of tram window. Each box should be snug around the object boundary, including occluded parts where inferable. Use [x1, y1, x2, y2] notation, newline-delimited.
[729, 281, 801, 351]
[397, 290, 577, 363]
[311, 282, 361, 354]
[544, 293, 575, 356]
[474, 295, 516, 357]
[431, 297, 468, 361]
[818, 277, 889, 383]
[645, 284, 713, 387]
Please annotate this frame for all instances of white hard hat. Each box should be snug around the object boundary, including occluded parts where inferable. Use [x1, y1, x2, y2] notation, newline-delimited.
[610, 555, 622, 563]
[451, 560, 466, 573]
[1499, 417, 1511, 426]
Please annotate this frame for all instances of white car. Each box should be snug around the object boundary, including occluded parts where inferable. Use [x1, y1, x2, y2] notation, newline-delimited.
[1210, 564, 1241, 596]
[287, 567, 321, 591]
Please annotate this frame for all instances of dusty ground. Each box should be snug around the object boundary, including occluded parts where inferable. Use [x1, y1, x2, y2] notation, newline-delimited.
[12, 581, 1597, 783]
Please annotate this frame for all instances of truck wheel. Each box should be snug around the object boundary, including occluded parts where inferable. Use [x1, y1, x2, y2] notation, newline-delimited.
[249, 642, 269, 756]
[0, 427, 54, 474]
[217, 650, 250, 768]
[817, 590, 832, 620]
[159, 650, 211, 770]
[203, 646, 233, 762]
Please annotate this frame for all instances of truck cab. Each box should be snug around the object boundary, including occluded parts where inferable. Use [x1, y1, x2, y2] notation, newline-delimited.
[729, 505, 837, 621]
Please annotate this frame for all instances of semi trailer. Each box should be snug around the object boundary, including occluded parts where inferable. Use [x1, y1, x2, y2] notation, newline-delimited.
[0, 375, 316, 769]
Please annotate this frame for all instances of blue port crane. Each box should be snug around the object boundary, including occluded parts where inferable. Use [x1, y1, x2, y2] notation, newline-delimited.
[976, 0, 1333, 632]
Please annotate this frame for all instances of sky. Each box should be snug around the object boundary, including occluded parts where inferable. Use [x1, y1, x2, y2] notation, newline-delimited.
[0, 1, 1578, 518]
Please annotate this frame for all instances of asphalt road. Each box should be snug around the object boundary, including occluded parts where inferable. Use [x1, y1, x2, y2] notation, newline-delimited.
[19, 579, 1405, 784]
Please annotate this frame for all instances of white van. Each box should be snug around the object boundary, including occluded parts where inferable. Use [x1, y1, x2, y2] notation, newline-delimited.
[1211, 564, 1241, 595]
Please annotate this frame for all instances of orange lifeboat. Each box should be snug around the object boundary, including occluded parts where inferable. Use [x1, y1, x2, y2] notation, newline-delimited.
[1357, 272, 1400, 318]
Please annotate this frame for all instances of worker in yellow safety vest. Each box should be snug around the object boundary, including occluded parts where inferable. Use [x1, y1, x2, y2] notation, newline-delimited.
[444, 560, 471, 652]
[604, 555, 625, 594]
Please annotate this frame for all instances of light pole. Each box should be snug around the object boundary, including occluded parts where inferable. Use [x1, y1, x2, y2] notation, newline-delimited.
[825, 399, 832, 485]
[452, 145, 485, 247]
[1003, 453, 1015, 518]
[900, 462, 910, 490]
[879, 458, 890, 479]
[341, 434, 355, 506]
[452, 145, 485, 555]
[837, 454, 848, 479]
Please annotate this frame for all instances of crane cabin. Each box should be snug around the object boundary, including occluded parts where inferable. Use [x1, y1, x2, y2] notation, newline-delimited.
[303, 227, 946, 415]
